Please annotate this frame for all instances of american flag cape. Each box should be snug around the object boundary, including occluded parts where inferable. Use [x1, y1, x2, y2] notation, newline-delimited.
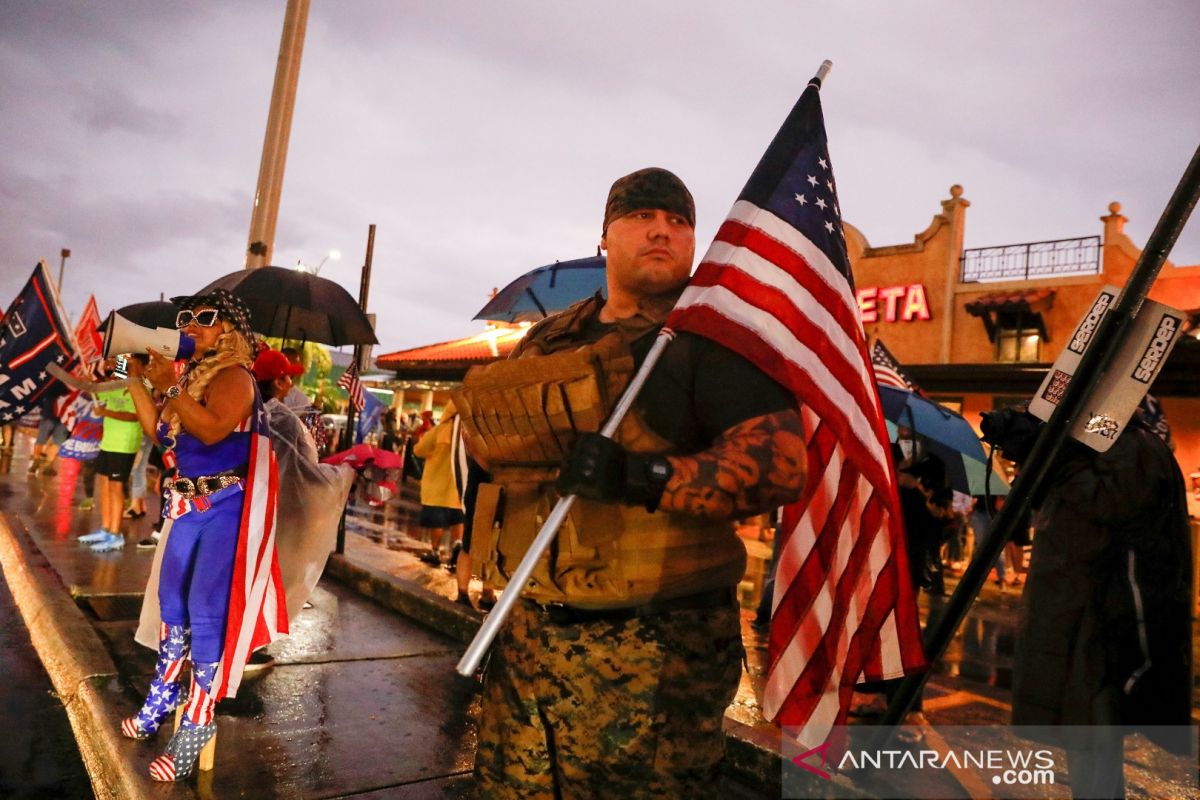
[0, 262, 80, 424]
[665, 77, 925, 747]
[212, 384, 289, 701]
[869, 337, 922, 394]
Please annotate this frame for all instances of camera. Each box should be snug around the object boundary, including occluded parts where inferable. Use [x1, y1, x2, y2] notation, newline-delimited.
[979, 405, 1044, 465]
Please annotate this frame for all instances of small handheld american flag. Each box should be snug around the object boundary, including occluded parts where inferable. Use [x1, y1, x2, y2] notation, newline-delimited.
[869, 337, 922, 394]
[337, 364, 365, 412]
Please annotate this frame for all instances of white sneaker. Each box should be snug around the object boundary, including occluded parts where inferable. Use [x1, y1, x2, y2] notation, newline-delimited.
[90, 532, 125, 552]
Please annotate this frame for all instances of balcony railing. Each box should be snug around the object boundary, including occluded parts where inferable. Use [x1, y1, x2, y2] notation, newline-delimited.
[961, 235, 1100, 283]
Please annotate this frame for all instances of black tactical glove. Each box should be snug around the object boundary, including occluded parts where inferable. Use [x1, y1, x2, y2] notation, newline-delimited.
[556, 432, 674, 512]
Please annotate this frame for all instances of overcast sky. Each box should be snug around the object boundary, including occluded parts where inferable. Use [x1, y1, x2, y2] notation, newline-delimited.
[2, 1, 1197, 356]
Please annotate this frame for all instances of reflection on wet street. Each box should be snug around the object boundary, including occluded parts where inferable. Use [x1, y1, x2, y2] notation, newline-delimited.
[0, 563, 91, 799]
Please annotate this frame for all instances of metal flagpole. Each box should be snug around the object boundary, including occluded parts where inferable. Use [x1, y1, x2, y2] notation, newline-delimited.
[456, 328, 675, 675]
[336, 224, 377, 555]
[879, 142, 1200, 731]
[456, 59, 836, 678]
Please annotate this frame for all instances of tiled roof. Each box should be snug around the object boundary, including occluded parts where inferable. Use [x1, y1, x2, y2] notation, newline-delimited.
[964, 288, 1055, 315]
[375, 327, 528, 369]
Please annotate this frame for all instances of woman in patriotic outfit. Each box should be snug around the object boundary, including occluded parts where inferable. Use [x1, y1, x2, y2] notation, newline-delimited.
[122, 289, 286, 782]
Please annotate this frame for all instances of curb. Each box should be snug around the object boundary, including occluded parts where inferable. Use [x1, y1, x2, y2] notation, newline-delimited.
[0, 513, 155, 800]
[325, 553, 482, 644]
[325, 547, 789, 794]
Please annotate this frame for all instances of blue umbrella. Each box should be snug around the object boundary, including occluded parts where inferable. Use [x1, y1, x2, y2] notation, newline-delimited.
[474, 256, 606, 323]
[877, 385, 982, 456]
[879, 386, 1010, 496]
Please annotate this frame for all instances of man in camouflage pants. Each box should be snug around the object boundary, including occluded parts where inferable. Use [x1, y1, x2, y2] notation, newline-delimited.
[457, 168, 807, 798]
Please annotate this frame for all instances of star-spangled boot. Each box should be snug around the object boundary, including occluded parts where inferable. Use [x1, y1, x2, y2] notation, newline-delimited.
[148, 659, 218, 782]
[121, 623, 189, 739]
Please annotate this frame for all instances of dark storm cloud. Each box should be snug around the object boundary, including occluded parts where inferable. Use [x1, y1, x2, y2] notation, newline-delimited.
[74, 85, 179, 138]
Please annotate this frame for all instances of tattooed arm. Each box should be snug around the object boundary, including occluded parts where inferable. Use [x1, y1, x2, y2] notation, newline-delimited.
[658, 408, 806, 520]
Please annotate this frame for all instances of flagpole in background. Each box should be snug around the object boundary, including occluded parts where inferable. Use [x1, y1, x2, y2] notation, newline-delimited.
[335, 223, 376, 555]
[879, 142, 1200, 731]
[457, 59, 840, 680]
[244, 0, 309, 268]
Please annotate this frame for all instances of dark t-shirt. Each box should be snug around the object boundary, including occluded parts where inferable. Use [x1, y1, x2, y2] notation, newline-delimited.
[579, 319, 796, 454]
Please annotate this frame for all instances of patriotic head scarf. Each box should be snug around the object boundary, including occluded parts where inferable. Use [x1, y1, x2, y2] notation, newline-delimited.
[170, 289, 257, 347]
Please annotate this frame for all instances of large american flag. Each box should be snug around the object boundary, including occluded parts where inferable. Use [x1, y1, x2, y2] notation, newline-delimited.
[212, 385, 288, 700]
[869, 337, 921, 394]
[337, 364, 365, 412]
[0, 262, 79, 424]
[666, 75, 925, 746]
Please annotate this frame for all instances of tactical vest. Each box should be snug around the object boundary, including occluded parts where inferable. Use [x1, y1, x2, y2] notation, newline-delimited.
[451, 300, 746, 609]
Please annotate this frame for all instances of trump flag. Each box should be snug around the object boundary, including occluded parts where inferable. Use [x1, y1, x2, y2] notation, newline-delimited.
[0, 262, 79, 424]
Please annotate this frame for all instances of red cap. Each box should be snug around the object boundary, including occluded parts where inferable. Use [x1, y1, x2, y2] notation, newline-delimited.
[253, 349, 304, 381]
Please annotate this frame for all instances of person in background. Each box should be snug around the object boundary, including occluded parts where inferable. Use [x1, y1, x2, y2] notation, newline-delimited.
[969, 494, 1008, 588]
[381, 407, 400, 453]
[29, 387, 70, 477]
[57, 389, 104, 509]
[280, 345, 329, 455]
[999, 409, 1193, 798]
[1005, 496, 1030, 587]
[77, 363, 142, 551]
[125, 357, 156, 521]
[414, 404, 465, 567]
[250, 348, 354, 616]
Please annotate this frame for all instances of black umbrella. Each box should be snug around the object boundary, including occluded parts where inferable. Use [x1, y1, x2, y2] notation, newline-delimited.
[112, 301, 179, 329]
[474, 255, 606, 323]
[197, 266, 377, 346]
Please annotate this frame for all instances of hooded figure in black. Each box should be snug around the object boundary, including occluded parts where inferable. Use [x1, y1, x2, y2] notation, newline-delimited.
[1004, 412, 1193, 798]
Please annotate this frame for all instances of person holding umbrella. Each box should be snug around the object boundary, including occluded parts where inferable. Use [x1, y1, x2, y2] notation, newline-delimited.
[119, 289, 286, 783]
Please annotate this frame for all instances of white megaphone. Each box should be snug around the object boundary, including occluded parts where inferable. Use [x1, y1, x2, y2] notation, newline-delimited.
[102, 312, 197, 361]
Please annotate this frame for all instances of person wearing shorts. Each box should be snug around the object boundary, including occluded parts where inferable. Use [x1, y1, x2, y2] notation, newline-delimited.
[78, 378, 142, 551]
[412, 405, 465, 568]
[30, 391, 70, 476]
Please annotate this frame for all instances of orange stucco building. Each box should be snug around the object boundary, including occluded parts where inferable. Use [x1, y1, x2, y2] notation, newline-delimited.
[847, 186, 1200, 515]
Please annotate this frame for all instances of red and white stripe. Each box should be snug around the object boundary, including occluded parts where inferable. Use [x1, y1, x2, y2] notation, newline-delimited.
[211, 405, 288, 701]
[872, 364, 910, 391]
[148, 756, 176, 782]
[337, 367, 365, 412]
[159, 622, 187, 684]
[183, 678, 214, 727]
[668, 201, 925, 748]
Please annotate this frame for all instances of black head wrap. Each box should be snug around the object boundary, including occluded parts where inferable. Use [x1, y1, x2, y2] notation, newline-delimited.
[603, 167, 695, 233]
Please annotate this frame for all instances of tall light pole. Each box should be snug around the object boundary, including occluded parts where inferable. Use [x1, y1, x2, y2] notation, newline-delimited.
[244, 0, 310, 269]
[315, 248, 341, 275]
[56, 248, 71, 292]
[292, 249, 341, 275]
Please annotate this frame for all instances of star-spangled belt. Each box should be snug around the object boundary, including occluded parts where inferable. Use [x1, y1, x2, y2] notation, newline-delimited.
[167, 473, 243, 499]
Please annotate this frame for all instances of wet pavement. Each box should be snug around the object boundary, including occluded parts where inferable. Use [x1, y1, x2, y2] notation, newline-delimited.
[0, 555, 92, 800]
[1, 430, 1196, 799]
[0, 434, 768, 798]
